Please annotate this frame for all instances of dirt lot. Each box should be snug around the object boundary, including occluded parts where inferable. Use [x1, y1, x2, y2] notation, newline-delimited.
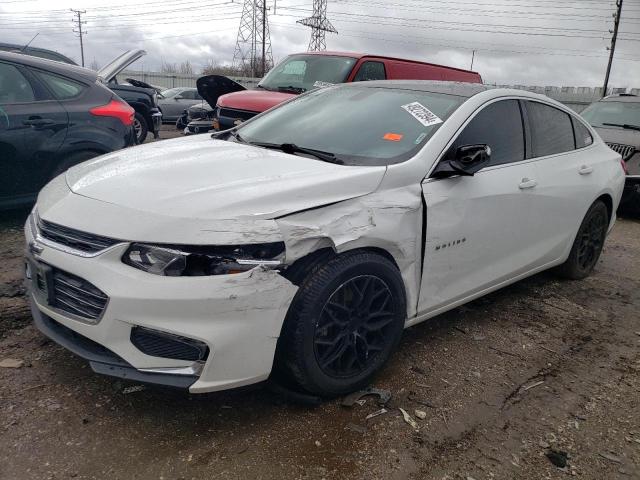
[1, 202, 639, 479]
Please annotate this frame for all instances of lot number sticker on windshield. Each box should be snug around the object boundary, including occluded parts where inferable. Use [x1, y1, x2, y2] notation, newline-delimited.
[313, 81, 335, 88]
[401, 102, 443, 127]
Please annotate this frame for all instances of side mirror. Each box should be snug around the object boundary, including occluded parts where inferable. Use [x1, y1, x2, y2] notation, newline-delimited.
[432, 144, 491, 178]
[174, 95, 183, 100]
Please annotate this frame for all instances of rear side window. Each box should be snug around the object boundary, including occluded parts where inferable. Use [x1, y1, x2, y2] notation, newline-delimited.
[0, 63, 35, 103]
[353, 61, 386, 82]
[449, 99, 525, 166]
[34, 71, 86, 99]
[573, 119, 593, 149]
[526, 101, 575, 157]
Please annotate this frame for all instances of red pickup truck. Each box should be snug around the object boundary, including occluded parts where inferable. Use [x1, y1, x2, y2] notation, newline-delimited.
[195, 51, 483, 131]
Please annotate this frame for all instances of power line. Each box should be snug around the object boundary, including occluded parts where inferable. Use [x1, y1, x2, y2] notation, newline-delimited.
[233, 0, 273, 76]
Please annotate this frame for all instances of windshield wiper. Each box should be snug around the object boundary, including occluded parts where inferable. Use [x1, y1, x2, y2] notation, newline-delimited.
[602, 122, 640, 131]
[276, 85, 306, 94]
[256, 84, 273, 91]
[249, 141, 343, 164]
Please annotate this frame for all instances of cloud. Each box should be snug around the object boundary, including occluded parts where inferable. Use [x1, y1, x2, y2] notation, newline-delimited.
[0, 0, 638, 86]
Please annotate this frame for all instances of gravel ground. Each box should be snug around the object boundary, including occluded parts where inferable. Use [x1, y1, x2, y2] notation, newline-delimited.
[0, 155, 638, 479]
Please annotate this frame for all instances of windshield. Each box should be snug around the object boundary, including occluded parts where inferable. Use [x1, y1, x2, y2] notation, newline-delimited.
[581, 100, 640, 128]
[259, 55, 357, 93]
[160, 87, 182, 98]
[237, 85, 465, 166]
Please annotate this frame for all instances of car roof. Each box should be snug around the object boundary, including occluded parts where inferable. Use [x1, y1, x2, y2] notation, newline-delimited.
[291, 51, 480, 75]
[0, 42, 76, 65]
[0, 50, 97, 83]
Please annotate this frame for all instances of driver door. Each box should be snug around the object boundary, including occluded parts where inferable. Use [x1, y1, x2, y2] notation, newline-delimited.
[418, 99, 539, 314]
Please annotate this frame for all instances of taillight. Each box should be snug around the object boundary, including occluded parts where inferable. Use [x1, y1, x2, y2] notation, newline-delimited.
[620, 159, 629, 174]
[90, 99, 135, 126]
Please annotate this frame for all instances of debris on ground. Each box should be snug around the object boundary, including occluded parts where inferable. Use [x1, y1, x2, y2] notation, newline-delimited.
[598, 452, 622, 464]
[341, 388, 391, 407]
[414, 410, 427, 420]
[545, 449, 569, 468]
[521, 380, 544, 392]
[399, 408, 419, 431]
[344, 423, 367, 434]
[0, 358, 24, 368]
[407, 393, 437, 408]
[122, 385, 146, 394]
[365, 408, 388, 420]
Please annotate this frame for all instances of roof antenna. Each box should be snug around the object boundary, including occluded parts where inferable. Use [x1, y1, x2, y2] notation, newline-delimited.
[21, 33, 39, 52]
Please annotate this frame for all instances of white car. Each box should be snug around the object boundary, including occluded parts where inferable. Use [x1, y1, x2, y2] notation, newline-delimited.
[25, 81, 625, 396]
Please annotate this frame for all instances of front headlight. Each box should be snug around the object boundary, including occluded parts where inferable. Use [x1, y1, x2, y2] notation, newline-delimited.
[122, 242, 285, 276]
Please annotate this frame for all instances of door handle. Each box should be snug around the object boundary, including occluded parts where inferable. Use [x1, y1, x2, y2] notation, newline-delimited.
[579, 165, 594, 175]
[23, 118, 54, 127]
[518, 178, 538, 189]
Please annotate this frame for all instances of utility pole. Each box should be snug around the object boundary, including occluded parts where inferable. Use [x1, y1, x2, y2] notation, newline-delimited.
[603, 0, 623, 97]
[262, 0, 266, 76]
[71, 9, 87, 67]
[470, 50, 476, 70]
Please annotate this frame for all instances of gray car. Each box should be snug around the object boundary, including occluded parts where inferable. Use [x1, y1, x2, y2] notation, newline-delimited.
[157, 87, 203, 122]
[582, 94, 640, 214]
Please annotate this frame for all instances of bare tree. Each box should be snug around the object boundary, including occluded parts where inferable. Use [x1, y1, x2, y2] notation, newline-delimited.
[160, 61, 178, 74]
[201, 59, 241, 77]
[179, 61, 194, 74]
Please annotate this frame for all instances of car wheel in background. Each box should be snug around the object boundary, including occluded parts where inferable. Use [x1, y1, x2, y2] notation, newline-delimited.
[557, 200, 609, 280]
[133, 112, 148, 143]
[50, 150, 101, 180]
[277, 250, 406, 396]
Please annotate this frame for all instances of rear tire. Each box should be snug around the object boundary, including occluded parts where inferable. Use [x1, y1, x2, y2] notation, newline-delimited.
[276, 250, 406, 397]
[133, 112, 148, 143]
[557, 200, 609, 280]
[50, 151, 100, 179]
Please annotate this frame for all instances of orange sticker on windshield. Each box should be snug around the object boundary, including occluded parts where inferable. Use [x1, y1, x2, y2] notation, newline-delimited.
[383, 133, 403, 141]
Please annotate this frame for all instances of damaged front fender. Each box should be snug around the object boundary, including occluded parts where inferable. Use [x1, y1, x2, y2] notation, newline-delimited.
[276, 185, 424, 318]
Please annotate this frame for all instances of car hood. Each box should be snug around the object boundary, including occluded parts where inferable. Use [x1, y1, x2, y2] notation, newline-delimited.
[592, 126, 640, 148]
[196, 75, 247, 110]
[217, 89, 297, 113]
[97, 49, 146, 83]
[65, 135, 386, 220]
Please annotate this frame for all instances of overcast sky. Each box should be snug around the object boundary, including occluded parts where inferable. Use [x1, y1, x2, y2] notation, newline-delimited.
[1, 0, 639, 86]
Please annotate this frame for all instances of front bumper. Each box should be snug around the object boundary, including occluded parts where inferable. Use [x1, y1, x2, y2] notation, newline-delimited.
[24, 215, 298, 393]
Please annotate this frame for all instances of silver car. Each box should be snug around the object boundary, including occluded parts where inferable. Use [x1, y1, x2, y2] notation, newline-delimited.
[158, 87, 203, 122]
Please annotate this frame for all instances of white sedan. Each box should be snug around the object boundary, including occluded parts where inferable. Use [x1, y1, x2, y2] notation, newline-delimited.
[25, 81, 625, 396]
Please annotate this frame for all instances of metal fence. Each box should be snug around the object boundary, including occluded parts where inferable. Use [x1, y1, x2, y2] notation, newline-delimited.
[119, 70, 638, 112]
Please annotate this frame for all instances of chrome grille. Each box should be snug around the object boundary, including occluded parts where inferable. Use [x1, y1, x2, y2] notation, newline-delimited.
[51, 269, 108, 321]
[606, 142, 636, 161]
[37, 216, 119, 254]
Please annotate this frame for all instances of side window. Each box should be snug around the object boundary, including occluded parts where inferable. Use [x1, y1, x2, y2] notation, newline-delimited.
[353, 61, 386, 82]
[0, 63, 35, 103]
[526, 101, 575, 157]
[194, 91, 203, 100]
[572, 119, 593, 149]
[34, 71, 86, 100]
[181, 90, 196, 100]
[448, 100, 525, 166]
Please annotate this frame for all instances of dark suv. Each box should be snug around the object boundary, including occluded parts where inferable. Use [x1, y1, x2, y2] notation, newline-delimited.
[0, 51, 136, 210]
[582, 94, 640, 214]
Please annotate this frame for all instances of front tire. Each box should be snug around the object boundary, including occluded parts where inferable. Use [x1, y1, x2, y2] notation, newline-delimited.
[277, 250, 406, 396]
[557, 200, 609, 279]
[133, 112, 148, 143]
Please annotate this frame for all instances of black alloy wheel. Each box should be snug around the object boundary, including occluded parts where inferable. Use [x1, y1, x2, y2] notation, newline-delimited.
[314, 275, 396, 378]
[557, 200, 609, 279]
[276, 250, 406, 396]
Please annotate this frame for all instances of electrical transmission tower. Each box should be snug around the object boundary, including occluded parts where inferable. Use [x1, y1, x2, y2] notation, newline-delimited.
[232, 0, 273, 77]
[71, 9, 87, 67]
[297, 0, 337, 52]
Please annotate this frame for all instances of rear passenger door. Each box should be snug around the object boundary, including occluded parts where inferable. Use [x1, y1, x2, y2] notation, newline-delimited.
[522, 100, 598, 265]
[418, 99, 539, 314]
[0, 61, 68, 204]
